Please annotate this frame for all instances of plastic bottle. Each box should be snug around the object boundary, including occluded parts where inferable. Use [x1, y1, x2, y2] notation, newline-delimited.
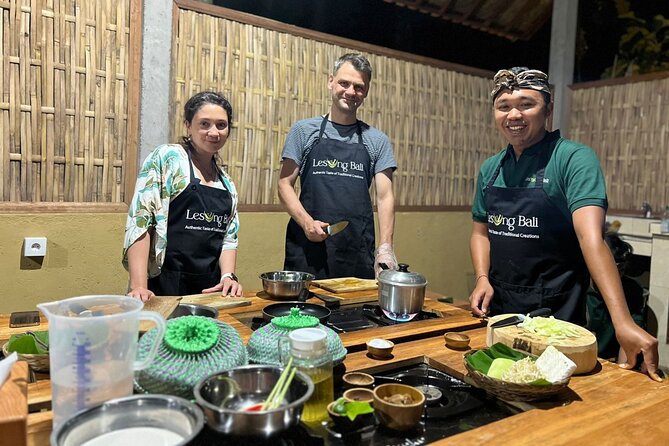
[661, 206, 669, 234]
[284, 328, 333, 423]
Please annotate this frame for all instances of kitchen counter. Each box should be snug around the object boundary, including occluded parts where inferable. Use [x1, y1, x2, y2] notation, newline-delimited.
[4, 291, 668, 445]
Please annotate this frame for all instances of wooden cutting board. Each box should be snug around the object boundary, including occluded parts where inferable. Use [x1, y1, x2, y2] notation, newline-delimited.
[143, 296, 181, 319]
[312, 277, 378, 293]
[486, 314, 598, 374]
[179, 294, 252, 310]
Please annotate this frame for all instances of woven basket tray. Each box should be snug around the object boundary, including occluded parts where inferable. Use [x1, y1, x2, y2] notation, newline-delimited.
[463, 350, 569, 402]
[2, 342, 50, 372]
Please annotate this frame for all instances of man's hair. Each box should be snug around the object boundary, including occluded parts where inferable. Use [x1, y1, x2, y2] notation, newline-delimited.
[333, 53, 373, 81]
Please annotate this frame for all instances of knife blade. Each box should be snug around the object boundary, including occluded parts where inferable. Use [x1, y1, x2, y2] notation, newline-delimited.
[326, 220, 349, 236]
[489, 307, 552, 328]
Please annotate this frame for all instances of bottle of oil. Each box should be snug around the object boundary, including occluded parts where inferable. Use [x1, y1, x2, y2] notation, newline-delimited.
[286, 328, 333, 424]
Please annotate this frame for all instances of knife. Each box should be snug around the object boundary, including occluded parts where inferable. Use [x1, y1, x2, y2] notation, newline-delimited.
[489, 307, 552, 328]
[326, 220, 349, 236]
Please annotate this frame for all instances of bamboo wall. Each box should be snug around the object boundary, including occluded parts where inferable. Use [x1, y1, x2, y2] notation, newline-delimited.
[171, 7, 505, 207]
[570, 76, 669, 211]
[0, 0, 134, 204]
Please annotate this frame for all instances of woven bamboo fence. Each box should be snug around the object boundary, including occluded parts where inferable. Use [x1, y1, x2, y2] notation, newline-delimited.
[0, 0, 134, 204]
[171, 6, 505, 207]
[570, 76, 669, 212]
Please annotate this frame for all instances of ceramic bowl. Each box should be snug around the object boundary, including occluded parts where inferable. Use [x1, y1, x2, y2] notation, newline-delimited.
[342, 372, 375, 388]
[372, 383, 425, 431]
[343, 387, 375, 404]
[444, 332, 471, 350]
[366, 338, 394, 359]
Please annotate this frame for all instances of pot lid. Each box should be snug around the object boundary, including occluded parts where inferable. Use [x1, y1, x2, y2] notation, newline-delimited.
[378, 263, 427, 286]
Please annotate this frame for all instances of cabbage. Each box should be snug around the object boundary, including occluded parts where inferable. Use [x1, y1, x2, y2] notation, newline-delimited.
[518, 315, 581, 342]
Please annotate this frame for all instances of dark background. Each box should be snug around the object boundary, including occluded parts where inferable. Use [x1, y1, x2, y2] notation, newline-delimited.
[214, 0, 669, 82]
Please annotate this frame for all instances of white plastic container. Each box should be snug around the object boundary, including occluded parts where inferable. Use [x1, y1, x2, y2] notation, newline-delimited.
[38, 295, 165, 429]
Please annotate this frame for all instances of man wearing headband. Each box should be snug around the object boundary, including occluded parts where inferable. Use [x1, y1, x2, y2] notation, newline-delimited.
[469, 67, 661, 382]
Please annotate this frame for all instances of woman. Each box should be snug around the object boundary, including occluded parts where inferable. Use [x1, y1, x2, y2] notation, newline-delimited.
[123, 91, 242, 301]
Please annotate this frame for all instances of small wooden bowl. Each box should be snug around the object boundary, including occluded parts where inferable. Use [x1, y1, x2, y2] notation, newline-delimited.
[342, 372, 375, 388]
[326, 400, 374, 431]
[343, 387, 375, 404]
[372, 383, 425, 431]
[444, 332, 470, 350]
[366, 338, 394, 358]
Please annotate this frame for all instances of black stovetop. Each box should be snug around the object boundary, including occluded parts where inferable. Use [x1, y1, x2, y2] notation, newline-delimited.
[191, 362, 518, 446]
[249, 304, 442, 333]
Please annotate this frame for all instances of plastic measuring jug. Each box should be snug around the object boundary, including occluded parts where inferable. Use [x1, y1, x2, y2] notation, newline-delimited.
[37, 295, 166, 429]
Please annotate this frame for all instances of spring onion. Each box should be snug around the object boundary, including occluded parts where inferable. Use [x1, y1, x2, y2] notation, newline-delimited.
[260, 357, 296, 411]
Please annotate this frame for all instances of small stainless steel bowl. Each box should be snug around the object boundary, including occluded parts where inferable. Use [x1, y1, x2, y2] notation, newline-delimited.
[259, 271, 315, 299]
[51, 395, 204, 446]
[194, 364, 314, 438]
[168, 303, 219, 319]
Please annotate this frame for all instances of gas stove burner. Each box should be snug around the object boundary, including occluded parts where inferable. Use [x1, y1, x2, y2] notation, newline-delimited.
[381, 309, 418, 322]
[415, 384, 443, 405]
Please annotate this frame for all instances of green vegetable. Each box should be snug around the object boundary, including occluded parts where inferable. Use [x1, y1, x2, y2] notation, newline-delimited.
[6, 332, 49, 355]
[518, 316, 581, 342]
[343, 401, 374, 421]
[489, 343, 528, 361]
[330, 397, 374, 421]
[466, 350, 495, 374]
[487, 358, 515, 379]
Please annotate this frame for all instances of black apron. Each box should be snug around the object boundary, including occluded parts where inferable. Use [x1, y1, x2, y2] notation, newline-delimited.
[484, 138, 589, 325]
[284, 115, 375, 279]
[148, 149, 232, 296]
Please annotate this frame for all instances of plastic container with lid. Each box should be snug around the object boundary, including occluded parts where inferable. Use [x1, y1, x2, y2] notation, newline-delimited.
[279, 327, 333, 423]
[378, 263, 428, 321]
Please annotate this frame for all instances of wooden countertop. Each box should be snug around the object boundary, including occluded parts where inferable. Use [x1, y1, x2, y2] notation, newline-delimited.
[5, 290, 668, 445]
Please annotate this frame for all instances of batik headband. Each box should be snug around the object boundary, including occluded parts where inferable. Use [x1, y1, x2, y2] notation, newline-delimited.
[490, 69, 551, 100]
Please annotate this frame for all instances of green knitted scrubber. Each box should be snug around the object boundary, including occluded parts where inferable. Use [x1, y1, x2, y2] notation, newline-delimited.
[271, 307, 319, 329]
[134, 315, 247, 398]
[163, 316, 219, 353]
[247, 309, 347, 366]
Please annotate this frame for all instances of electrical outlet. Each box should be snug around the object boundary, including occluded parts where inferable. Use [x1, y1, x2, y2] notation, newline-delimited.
[24, 237, 47, 257]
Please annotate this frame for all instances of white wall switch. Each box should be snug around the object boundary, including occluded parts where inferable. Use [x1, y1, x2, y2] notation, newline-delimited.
[24, 237, 47, 257]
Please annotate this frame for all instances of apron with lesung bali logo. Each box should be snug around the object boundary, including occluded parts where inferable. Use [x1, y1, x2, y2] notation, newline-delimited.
[284, 115, 375, 279]
[484, 139, 589, 325]
[148, 148, 232, 296]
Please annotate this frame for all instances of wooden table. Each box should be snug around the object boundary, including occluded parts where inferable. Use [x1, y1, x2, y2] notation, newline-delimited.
[4, 290, 668, 445]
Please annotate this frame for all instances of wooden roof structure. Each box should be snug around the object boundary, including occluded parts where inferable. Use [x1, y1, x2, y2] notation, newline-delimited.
[384, 0, 553, 41]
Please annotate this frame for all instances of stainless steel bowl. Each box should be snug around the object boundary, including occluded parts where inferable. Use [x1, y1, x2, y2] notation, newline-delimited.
[259, 271, 315, 299]
[168, 303, 219, 319]
[52, 395, 204, 446]
[194, 364, 314, 437]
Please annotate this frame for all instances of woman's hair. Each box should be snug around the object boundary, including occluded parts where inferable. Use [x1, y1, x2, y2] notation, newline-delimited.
[183, 90, 233, 128]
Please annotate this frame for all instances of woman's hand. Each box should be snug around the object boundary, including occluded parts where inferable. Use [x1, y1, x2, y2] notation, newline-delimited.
[128, 286, 155, 302]
[202, 277, 243, 296]
[469, 276, 494, 317]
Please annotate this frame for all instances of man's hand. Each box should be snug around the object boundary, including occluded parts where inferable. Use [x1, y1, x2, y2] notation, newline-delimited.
[303, 218, 329, 242]
[202, 277, 243, 296]
[374, 243, 397, 277]
[128, 286, 155, 302]
[616, 321, 663, 382]
[468, 276, 493, 317]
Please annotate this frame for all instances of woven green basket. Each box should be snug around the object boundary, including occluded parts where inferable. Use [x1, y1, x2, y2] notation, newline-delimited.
[135, 316, 247, 398]
[246, 308, 346, 366]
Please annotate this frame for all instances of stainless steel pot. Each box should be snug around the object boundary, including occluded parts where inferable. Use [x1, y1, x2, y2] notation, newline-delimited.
[378, 263, 428, 317]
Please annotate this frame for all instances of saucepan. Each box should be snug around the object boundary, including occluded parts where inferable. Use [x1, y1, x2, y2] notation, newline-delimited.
[262, 301, 331, 323]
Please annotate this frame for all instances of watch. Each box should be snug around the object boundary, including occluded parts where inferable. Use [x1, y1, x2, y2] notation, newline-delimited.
[221, 272, 238, 282]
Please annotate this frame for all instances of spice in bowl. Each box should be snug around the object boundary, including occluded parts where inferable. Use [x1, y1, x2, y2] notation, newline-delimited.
[366, 338, 394, 359]
[444, 332, 470, 350]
